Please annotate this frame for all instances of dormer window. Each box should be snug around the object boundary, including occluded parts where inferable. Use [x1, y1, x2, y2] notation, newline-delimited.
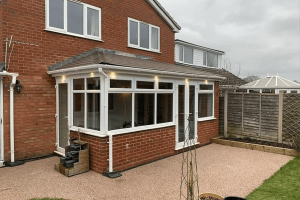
[128, 18, 160, 52]
[203, 52, 218, 67]
[46, 0, 101, 40]
[179, 46, 193, 64]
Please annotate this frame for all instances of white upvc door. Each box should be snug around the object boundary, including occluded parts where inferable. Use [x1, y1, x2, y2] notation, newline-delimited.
[0, 78, 4, 166]
[56, 81, 70, 154]
[175, 80, 198, 150]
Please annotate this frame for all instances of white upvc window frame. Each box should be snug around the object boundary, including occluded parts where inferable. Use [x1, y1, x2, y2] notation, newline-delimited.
[45, 0, 102, 41]
[197, 81, 215, 122]
[178, 45, 194, 65]
[203, 51, 218, 68]
[128, 18, 160, 53]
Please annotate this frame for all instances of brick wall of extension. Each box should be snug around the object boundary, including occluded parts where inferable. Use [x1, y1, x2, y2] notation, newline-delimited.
[0, 0, 175, 161]
[70, 82, 220, 174]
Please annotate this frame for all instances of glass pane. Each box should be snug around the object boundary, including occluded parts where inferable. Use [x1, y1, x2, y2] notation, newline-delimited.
[87, 77, 100, 90]
[179, 46, 183, 62]
[157, 94, 173, 124]
[129, 21, 138, 45]
[189, 86, 195, 140]
[200, 85, 213, 90]
[203, 52, 207, 65]
[49, 0, 64, 29]
[135, 94, 154, 126]
[87, 93, 100, 131]
[207, 52, 218, 67]
[110, 80, 131, 88]
[87, 8, 99, 37]
[73, 79, 84, 90]
[159, 82, 173, 89]
[137, 81, 154, 89]
[67, 1, 83, 35]
[140, 23, 149, 49]
[108, 93, 132, 130]
[151, 27, 158, 50]
[184, 46, 193, 64]
[59, 84, 68, 148]
[198, 93, 213, 118]
[73, 93, 85, 127]
[178, 85, 185, 142]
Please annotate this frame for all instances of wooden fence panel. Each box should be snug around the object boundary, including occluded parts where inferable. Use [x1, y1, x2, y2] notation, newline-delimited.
[243, 94, 260, 136]
[219, 97, 224, 136]
[227, 93, 243, 134]
[261, 95, 279, 138]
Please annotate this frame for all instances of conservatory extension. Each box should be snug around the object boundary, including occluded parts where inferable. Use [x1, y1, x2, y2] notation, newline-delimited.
[48, 48, 224, 174]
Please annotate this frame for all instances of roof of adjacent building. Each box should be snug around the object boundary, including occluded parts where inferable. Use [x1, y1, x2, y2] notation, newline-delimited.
[147, 0, 181, 32]
[175, 39, 225, 54]
[240, 75, 300, 89]
[48, 48, 224, 80]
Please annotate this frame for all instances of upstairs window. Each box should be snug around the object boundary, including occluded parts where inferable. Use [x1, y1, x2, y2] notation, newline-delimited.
[128, 18, 160, 52]
[203, 52, 218, 67]
[46, 0, 101, 40]
[179, 46, 193, 64]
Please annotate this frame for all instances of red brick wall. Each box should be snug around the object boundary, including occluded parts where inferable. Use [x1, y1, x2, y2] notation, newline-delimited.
[1, 0, 176, 161]
[0, 2, 3, 62]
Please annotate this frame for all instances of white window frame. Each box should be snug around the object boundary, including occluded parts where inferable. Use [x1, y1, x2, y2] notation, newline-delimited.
[128, 18, 160, 53]
[203, 51, 218, 68]
[197, 82, 215, 121]
[45, 0, 102, 41]
[178, 45, 194, 65]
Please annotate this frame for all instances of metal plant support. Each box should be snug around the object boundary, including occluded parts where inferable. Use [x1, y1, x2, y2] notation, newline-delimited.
[180, 116, 200, 200]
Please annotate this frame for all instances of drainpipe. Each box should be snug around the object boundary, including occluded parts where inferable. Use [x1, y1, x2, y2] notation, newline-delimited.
[98, 68, 121, 178]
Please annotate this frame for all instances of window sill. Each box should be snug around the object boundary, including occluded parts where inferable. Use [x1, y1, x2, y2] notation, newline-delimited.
[197, 117, 216, 122]
[175, 141, 200, 151]
[45, 28, 104, 42]
[128, 45, 161, 54]
[69, 126, 106, 137]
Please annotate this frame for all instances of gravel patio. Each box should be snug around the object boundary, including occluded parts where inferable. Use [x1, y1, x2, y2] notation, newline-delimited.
[0, 144, 293, 200]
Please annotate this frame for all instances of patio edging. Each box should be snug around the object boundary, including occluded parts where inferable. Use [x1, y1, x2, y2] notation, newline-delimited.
[211, 137, 300, 156]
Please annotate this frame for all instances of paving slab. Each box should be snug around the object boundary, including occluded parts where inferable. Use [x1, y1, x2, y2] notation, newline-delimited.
[0, 144, 293, 200]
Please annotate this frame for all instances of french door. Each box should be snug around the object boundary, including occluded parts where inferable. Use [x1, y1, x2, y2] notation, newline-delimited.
[176, 81, 198, 149]
[57, 83, 69, 154]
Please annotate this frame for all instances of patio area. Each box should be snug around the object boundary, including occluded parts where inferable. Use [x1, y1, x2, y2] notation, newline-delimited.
[0, 144, 293, 200]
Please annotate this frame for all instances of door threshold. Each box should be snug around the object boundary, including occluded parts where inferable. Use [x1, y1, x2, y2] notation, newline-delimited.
[54, 151, 65, 157]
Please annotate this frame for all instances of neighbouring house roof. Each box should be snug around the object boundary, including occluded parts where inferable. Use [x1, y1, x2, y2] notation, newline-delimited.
[240, 75, 300, 89]
[47, 48, 225, 80]
[176, 62, 247, 89]
[175, 39, 225, 55]
[147, 0, 181, 32]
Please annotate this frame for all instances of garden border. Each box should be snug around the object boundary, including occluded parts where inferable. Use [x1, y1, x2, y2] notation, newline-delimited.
[211, 137, 300, 156]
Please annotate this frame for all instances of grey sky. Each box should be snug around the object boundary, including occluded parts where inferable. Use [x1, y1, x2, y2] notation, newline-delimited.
[159, 0, 300, 81]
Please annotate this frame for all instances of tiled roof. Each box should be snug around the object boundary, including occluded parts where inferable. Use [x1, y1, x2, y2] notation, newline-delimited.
[240, 76, 300, 89]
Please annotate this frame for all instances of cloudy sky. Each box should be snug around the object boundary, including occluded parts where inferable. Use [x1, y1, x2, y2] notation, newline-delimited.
[159, 0, 300, 81]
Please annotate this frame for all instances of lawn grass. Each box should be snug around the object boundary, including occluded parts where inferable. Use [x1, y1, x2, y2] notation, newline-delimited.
[246, 156, 300, 200]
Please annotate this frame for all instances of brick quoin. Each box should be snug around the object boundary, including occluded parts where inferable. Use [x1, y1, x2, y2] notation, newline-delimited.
[1, 0, 176, 161]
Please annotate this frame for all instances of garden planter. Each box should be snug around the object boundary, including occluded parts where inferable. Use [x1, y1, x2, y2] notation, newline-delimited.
[199, 193, 224, 200]
[224, 196, 247, 200]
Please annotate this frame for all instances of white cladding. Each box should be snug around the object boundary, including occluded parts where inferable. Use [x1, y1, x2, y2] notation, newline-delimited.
[175, 44, 180, 62]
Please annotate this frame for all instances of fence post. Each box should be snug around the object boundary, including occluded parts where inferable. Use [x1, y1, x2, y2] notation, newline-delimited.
[278, 91, 283, 143]
[224, 90, 228, 138]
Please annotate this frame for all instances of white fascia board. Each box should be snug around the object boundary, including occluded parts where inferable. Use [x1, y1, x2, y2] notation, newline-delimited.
[146, 0, 180, 33]
[175, 40, 225, 55]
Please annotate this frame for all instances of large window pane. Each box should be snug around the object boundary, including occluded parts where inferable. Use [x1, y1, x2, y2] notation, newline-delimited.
[87, 77, 100, 90]
[157, 94, 173, 124]
[73, 79, 84, 90]
[67, 1, 83, 35]
[140, 23, 149, 49]
[137, 81, 154, 89]
[198, 94, 213, 118]
[130, 21, 138, 45]
[135, 94, 154, 126]
[178, 85, 185, 142]
[200, 85, 213, 90]
[151, 27, 158, 50]
[110, 80, 131, 88]
[87, 93, 100, 130]
[108, 93, 132, 130]
[49, 0, 64, 29]
[184, 46, 193, 64]
[87, 8, 99, 37]
[207, 52, 218, 67]
[159, 82, 173, 89]
[73, 93, 85, 127]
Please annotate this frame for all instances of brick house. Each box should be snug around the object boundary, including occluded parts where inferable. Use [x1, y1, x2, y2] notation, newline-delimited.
[0, 0, 224, 175]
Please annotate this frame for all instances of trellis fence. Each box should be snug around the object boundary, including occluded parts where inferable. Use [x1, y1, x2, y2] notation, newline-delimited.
[220, 91, 300, 143]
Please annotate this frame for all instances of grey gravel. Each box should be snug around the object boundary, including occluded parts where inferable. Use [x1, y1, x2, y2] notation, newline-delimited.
[0, 144, 292, 200]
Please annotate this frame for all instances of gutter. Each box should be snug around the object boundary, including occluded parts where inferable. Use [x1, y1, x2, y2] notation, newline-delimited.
[0, 71, 22, 167]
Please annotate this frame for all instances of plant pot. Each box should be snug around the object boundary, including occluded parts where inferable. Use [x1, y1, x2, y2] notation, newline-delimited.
[199, 193, 224, 200]
[224, 196, 248, 200]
